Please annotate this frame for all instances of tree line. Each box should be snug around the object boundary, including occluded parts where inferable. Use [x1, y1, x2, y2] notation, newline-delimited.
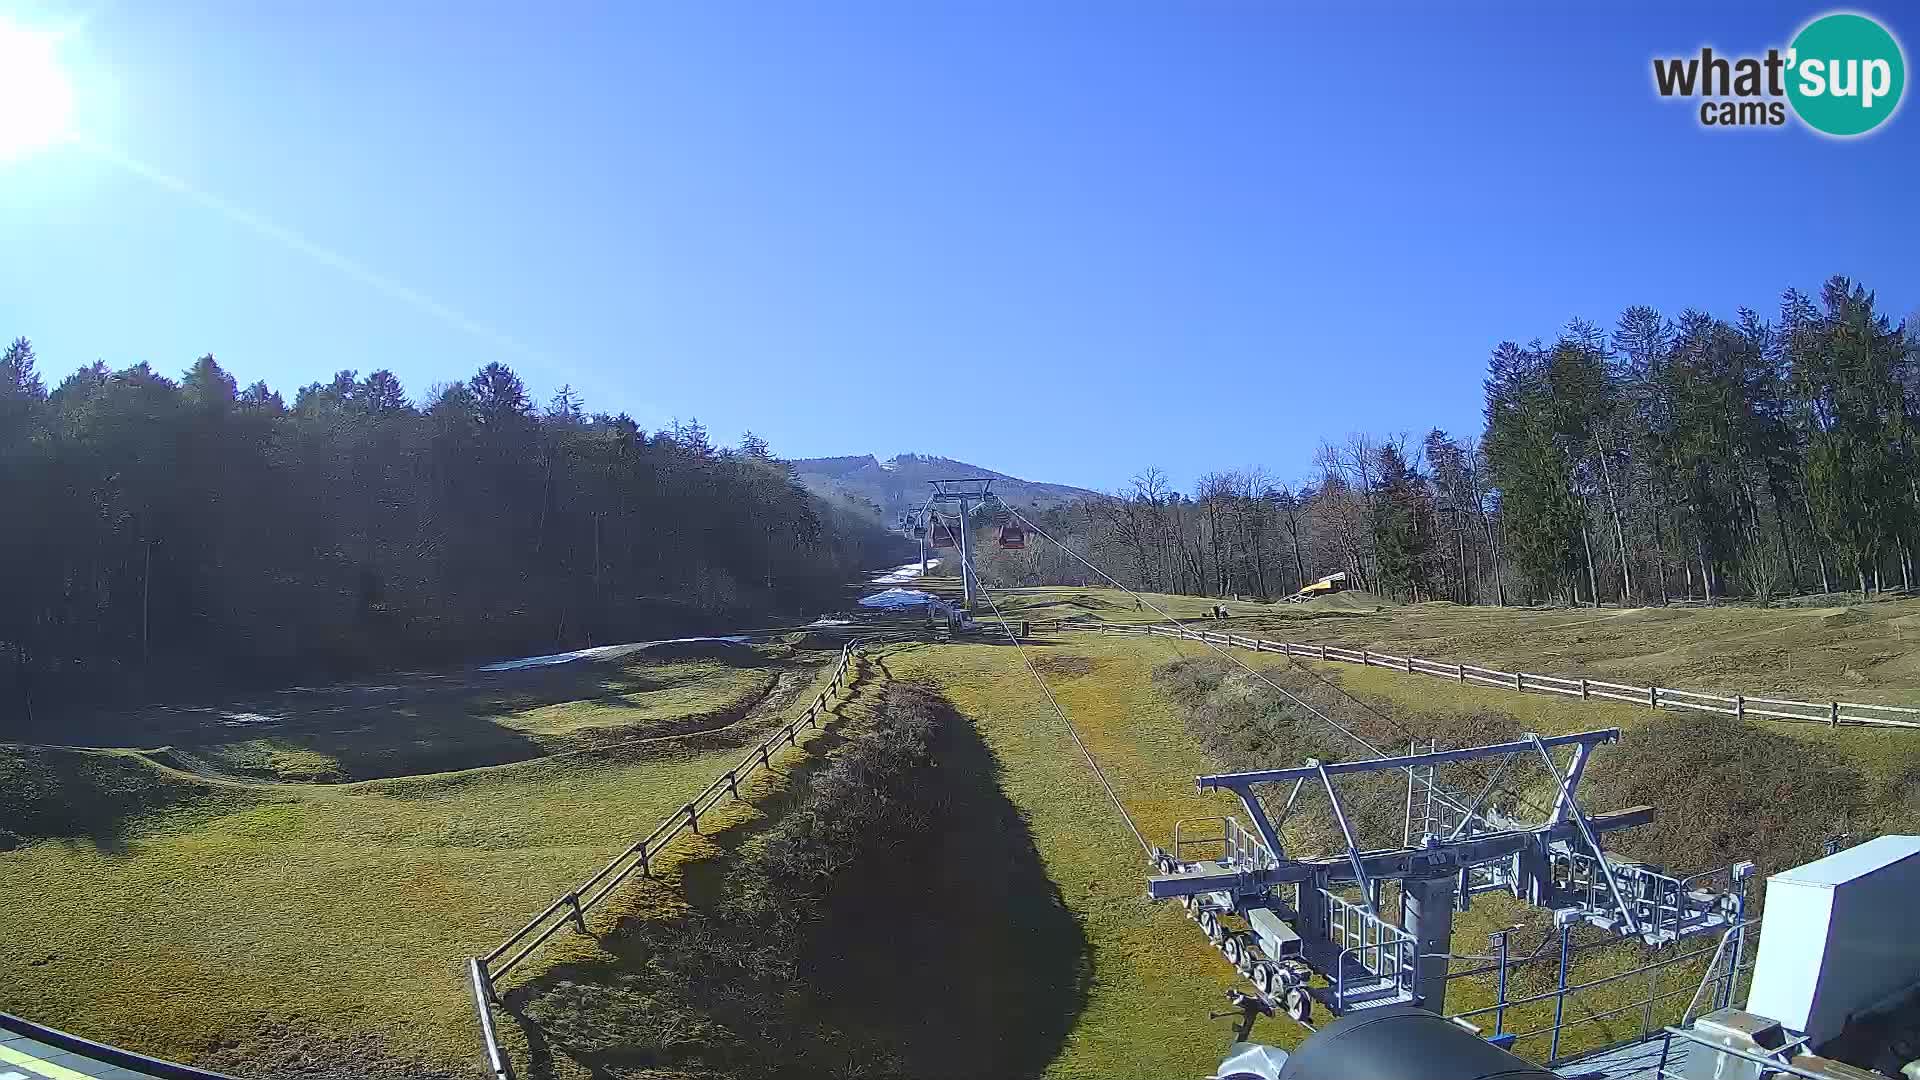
[0, 346, 901, 719]
[978, 276, 1919, 607]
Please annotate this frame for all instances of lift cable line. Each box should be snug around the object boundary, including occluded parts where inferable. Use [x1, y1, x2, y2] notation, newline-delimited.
[994, 502, 1509, 833]
[956, 544, 1152, 857]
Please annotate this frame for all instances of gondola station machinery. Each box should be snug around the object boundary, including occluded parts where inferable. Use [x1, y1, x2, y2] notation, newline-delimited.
[1166, 731, 1920, 1080]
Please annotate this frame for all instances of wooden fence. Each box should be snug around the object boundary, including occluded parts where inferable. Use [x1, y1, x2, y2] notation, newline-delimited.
[1082, 623, 1920, 731]
[465, 639, 866, 1080]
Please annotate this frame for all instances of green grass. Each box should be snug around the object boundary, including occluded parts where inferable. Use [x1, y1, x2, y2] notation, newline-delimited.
[882, 636, 1271, 1076]
[41, 646, 789, 784]
[936, 588, 1920, 1067]
[997, 584, 1920, 704]
[499, 661, 778, 736]
[0, 646, 843, 1078]
[9, 587, 1918, 1078]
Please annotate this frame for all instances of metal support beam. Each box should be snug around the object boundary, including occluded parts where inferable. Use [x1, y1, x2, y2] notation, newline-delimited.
[1550, 742, 1592, 825]
[1145, 805, 1653, 899]
[1271, 778, 1307, 852]
[1318, 761, 1378, 919]
[1446, 752, 1516, 841]
[955, 497, 977, 610]
[1529, 733, 1641, 939]
[1198, 728, 1619, 790]
[1404, 875, 1457, 1013]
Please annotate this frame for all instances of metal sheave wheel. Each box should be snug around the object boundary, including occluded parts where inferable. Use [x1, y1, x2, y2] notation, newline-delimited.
[1252, 962, 1277, 997]
[1285, 986, 1312, 1024]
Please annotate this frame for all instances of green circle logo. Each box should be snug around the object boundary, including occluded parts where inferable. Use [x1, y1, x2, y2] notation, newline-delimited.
[1787, 13, 1906, 136]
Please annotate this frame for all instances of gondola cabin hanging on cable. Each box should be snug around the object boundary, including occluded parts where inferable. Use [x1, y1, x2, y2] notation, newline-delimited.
[930, 518, 957, 548]
[997, 523, 1026, 549]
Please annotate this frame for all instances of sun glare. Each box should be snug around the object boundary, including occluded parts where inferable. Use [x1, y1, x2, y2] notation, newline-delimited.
[0, 19, 75, 160]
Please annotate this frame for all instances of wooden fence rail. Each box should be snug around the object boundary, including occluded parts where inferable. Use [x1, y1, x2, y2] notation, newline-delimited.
[465, 639, 865, 1080]
[1080, 623, 1920, 731]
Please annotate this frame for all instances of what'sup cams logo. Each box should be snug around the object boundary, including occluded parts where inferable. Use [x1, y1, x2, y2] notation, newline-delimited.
[1653, 11, 1905, 136]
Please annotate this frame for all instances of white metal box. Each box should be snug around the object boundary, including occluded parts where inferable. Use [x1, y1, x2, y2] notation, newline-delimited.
[1746, 835, 1920, 1047]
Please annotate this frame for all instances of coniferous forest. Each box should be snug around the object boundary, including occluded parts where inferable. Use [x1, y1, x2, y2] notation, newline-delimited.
[0, 350, 902, 719]
[8, 276, 1915, 720]
[979, 278, 1920, 609]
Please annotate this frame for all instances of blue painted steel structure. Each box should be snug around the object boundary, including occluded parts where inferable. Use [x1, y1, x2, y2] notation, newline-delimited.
[1146, 728, 1750, 1020]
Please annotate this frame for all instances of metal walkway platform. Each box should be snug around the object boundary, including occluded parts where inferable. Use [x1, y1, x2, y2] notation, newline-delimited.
[1556, 1032, 1696, 1080]
[0, 1014, 237, 1080]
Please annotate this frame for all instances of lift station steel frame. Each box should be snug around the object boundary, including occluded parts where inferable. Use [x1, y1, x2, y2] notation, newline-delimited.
[1147, 728, 1751, 1022]
[919, 478, 996, 611]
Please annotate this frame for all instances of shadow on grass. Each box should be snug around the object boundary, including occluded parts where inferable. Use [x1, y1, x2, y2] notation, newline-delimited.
[39, 644, 813, 784]
[503, 672, 1089, 1080]
[0, 745, 242, 855]
[801, 696, 1091, 1079]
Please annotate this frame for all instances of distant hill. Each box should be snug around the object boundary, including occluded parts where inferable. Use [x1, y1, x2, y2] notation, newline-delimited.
[790, 453, 1101, 522]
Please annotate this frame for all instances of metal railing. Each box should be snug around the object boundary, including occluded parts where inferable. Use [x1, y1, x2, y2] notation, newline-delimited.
[1322, 889, 1416, 1007]
[1084, 623, 1920, 730]
[1449, 917, 1758, 1067]
[1173, 815, 1278, 871]
[464, 639, 866, 1080]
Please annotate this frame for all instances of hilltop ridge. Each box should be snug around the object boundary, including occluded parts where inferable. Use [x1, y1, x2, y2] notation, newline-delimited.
[791, 452, 1099, 519]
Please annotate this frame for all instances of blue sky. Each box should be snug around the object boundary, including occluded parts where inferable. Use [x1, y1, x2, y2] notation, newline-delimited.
[2, 1, 1915, 492]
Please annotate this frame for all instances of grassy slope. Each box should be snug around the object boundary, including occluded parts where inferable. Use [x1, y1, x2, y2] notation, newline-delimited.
[43, 649, 787, 784]
[970, 586, 1920, 1063]
[1017, 585, 1920, 703]
[502, 667, 1096, 1080]
[883, 635, 1264, 1076]
[8, 586, 1916, 1077]
[0, 648, 840, 1076]
[1007, 586, 1920, 779]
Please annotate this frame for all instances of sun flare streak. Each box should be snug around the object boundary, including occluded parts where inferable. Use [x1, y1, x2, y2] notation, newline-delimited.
[69, 134, 549, 367]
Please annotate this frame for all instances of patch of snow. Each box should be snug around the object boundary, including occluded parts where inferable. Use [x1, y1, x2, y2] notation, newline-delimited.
[480, 637, 751, 672]
[869, 559, 939, 585]
[859, 587, 938, 610]
[217, 711, 279, 726]
[809, 618, 854, 627]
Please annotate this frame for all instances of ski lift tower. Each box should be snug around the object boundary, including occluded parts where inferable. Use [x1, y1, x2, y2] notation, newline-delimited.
[1149, 728, 1752, 1020]
[924, 478, 995, 610]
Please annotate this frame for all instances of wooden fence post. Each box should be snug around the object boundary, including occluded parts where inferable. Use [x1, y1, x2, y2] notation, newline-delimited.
[1457, 663, 1465, 684]
[567, 892, 587, 933]
[1580, 679, 1589, 700]
[1405, 655, 1414, 674]
[1515, 672, 1525, 692]
[1831, 701, 1840, 728]
[1362, 649, 1371, 666]
[1649, 686, 1660, 709]
[1734, 694, 1744, 720]
[686, 802, 699, 835]
[1320, 644, 1329, 661]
